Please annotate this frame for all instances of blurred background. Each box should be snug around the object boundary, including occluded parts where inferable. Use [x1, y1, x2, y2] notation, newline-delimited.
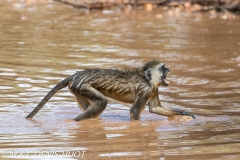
[0, 0, 240, 160]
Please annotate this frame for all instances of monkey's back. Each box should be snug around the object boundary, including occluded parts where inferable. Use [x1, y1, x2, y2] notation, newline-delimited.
[71, 68, 151, 103]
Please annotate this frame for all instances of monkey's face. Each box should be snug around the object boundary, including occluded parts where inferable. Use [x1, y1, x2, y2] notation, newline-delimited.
[143, 61, 170, 87]
[160, 65, 170, 86]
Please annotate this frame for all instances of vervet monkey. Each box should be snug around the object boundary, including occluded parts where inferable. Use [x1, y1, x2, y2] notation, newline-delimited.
[26, 60, 195, 121]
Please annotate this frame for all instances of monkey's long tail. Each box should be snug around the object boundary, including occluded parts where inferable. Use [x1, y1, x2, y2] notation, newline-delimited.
[26, 76, 72, 119]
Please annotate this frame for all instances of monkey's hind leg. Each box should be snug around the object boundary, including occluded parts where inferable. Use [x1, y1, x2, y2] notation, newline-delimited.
[72, 91, 89, 111]
[77, 98, 89, 111]
[73, 86, 108, 121]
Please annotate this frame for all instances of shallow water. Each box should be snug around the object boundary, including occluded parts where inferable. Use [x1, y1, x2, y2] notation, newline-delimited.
[0, 1, 240, 160]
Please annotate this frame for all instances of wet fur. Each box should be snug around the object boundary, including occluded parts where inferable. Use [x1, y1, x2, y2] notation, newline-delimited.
[26, 60, 195, 121]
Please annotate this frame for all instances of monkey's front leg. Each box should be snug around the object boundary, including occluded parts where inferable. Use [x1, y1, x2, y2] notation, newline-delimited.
[148, 96, 195, 119]
[130, 96, 148, 121]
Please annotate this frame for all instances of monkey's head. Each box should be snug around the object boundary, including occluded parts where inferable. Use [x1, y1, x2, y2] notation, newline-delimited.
[143, 60, 170, 87]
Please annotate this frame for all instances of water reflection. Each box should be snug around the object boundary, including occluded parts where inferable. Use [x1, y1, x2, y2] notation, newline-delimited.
[0, 1, 240, 160]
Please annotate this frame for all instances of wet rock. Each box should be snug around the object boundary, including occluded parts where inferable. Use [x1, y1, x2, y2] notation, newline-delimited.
[191, 4, 203, 11]
[178, 4, 185, 11]
[168, 115, 194, 122]
[184, 2, 192, 10]
[209, 9, 218, 19]
[221, 11, 237, 19]
[145, 3, 154, 11]
[124, 4, 133, 13]
[168, 1, 179, 7]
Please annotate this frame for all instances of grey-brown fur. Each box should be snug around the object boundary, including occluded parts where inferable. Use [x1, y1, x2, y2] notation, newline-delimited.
[26, 60, 195, 121]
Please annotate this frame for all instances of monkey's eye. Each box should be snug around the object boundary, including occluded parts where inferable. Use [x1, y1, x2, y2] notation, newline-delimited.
[160, 65, 165, 71]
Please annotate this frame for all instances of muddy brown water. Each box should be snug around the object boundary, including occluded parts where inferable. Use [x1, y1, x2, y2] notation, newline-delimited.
[0, 2, 240, 160]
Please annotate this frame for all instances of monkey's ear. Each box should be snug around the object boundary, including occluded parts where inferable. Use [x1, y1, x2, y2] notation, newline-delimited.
[144, 70, 151, 81]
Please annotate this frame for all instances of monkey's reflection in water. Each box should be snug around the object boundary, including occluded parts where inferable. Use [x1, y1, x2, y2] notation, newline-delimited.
[72, 119, 165, 159]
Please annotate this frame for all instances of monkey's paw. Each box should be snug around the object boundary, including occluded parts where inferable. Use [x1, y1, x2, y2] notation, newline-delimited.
[179, 111, 196, 119]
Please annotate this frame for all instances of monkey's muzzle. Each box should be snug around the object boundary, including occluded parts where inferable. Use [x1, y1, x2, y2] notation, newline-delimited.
[161, 69, 170, 86]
